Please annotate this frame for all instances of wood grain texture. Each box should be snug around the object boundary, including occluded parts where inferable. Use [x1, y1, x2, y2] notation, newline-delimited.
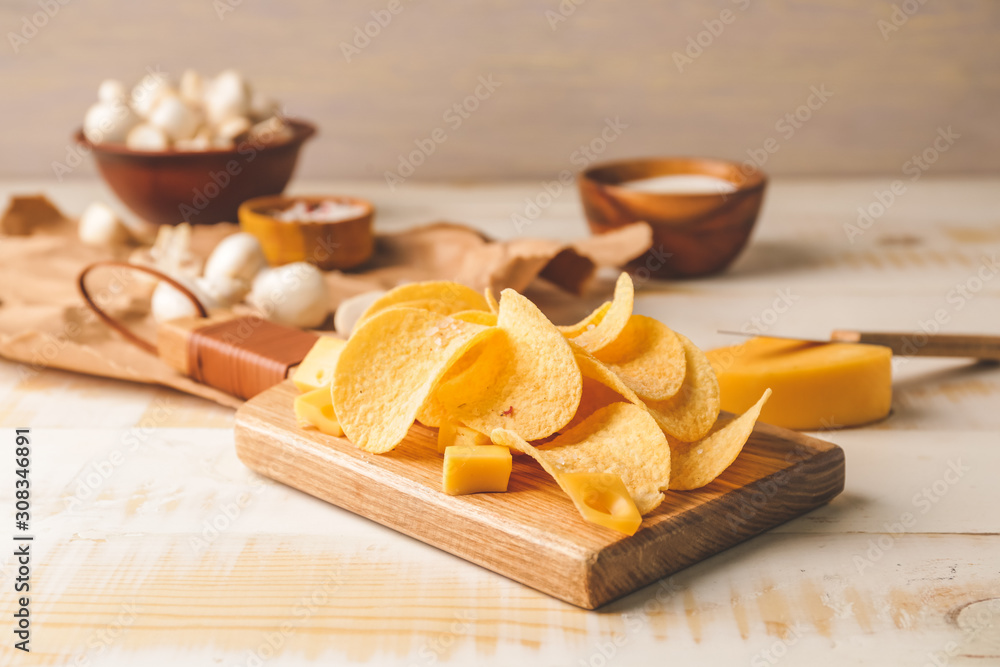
[1, 1, 998, 181]
[234, 380, 845, 609]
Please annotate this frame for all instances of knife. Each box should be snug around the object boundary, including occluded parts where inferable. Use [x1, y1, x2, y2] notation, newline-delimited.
[717, 330, 1000, 361]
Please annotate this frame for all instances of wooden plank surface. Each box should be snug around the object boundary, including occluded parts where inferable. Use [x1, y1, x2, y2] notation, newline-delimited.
[234, 381, 845, 608]
[0, 178, 999, 665]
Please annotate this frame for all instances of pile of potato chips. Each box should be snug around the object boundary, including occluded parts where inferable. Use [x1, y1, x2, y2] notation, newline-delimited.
[319, 273, 769, 534]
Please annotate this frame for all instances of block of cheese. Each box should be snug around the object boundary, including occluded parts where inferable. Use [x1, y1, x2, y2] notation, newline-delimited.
[442, 445, 512, 495]
[292, 336, 346, 393]
[437, 419, 490, 453]
[557, 472, 642, 535]
[707, 337, 892, 430]
[294, 384, 345, 437]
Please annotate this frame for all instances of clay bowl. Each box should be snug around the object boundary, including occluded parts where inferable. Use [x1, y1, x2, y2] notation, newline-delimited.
[578, 157, 766, 278]
[75, 119, 316, 226]
[238, 195, 375, 271]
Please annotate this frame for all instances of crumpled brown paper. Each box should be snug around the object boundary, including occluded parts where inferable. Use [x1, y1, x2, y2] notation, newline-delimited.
[0, 194, 652, 409]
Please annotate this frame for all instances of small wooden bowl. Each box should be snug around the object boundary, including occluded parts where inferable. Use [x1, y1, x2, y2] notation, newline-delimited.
[238, 195, 375, 271]
[75, 119, 316, 226]
[578, 157, 767, 278]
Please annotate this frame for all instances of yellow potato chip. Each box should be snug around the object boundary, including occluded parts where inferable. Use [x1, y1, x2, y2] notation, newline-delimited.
[416, 330, 503, 428]
[566, 273, 634, 353]
[668, 390, 771, 490]
[484, 288, 499, 314]
[357, 281, 489, 329]
[557, 301, 611, 338]
[573, 337, 719, 442]
[437, 289, 582, 441]
[492, 401, 671, 515]
[594, 315, 685, 401]
[451, 309, 498, 326]
[643, 333, 721, 442]
[534, 376, 628, 444]
[333, 307, 497, 453]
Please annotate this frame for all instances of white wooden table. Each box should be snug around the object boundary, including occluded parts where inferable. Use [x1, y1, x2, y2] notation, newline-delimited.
[2, 178, 999, 666]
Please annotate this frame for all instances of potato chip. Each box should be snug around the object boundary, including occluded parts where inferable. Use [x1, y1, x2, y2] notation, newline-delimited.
[572, 344, 645, 405]
[484, 288, 499, 314]
[451, 309, 498, 326]
[642, 333, 721, 442]
[357, 281, 489, 329]
[418, 328, 509, 427]
[332, 307, 497, 453]
[437, 289, 582, 441]
[566, 273, 633, 353]
[668, 390, 771, 490]
[594, 315, 685, 401]
[492, 401, 671, 514]
[557, 301, 611, 338]
[573, 337, 719, 442]
[415, 311, 498, 427]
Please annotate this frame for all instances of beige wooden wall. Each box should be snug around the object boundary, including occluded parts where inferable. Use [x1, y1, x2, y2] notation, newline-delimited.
[2, 0, 998, 181]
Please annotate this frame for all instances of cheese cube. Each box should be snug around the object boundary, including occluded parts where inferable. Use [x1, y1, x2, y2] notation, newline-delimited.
[707, 337, 892, 430]
[293, 383, 344, 437]
[437, 419, 490, 453]
[442, 445, 512, 495]
[292, 336, 346, 393]
[557, 472, 642, 535]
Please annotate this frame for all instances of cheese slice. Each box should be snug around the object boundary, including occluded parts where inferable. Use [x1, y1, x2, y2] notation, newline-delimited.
[442, 445, 512, 495]
[292, 336, 346, 393]
[557, 472, 642, 535]
[707, 337, 892, 430]
[294, 383, 345, 437]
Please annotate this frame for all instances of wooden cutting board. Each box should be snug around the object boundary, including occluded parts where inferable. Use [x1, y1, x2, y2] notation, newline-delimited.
[234, 380, 845, 609]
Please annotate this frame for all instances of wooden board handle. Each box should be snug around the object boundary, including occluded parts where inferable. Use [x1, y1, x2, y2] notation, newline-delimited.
[830, 330, 1000, 360]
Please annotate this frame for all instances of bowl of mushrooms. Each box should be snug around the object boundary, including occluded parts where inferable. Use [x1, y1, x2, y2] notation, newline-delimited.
[75, 69, 316, 227]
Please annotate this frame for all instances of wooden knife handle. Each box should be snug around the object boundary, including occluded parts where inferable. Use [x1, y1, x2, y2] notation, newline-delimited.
[830, 330, 1000, 360]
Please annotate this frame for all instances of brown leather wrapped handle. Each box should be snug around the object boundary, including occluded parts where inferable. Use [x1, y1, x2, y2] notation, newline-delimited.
[77, 260, 208, 356]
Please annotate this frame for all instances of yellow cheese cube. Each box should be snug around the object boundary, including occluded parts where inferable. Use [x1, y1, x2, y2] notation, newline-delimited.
[557, 472, 642, 535]
[442, 445, 512, 495]
[292, 336, 346, 393]
[707, 337, 892, 430]
[293, 383, 345, 437]
[437, 419, 490, 453]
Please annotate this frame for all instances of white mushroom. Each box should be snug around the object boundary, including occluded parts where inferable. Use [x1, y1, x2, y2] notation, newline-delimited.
[249, 92, 280, 122]
[248, 116, 294, 145]
[130, 71, 173, 119]
[97, 79, 128, 104]
[175, 126, 214, 151]
[248, 262, 330, 329]
[179, 69, 204, 106]
[151, 276, 217, 324]
[196, 275, 248, 308]
[334, 290, 386, 337]
[204, 232, 268, 284]
[212, 136, 235, 150]
[148, 95, 201, 142]
[131, 223, 202, 278]
[78, 201, 130, 247]
[174, 135, 211, 151]
[215, 115, 252, 141]
[204, 69, 251, 126]
[83, 99, 138, 144]
[126, 123, 170, 151]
